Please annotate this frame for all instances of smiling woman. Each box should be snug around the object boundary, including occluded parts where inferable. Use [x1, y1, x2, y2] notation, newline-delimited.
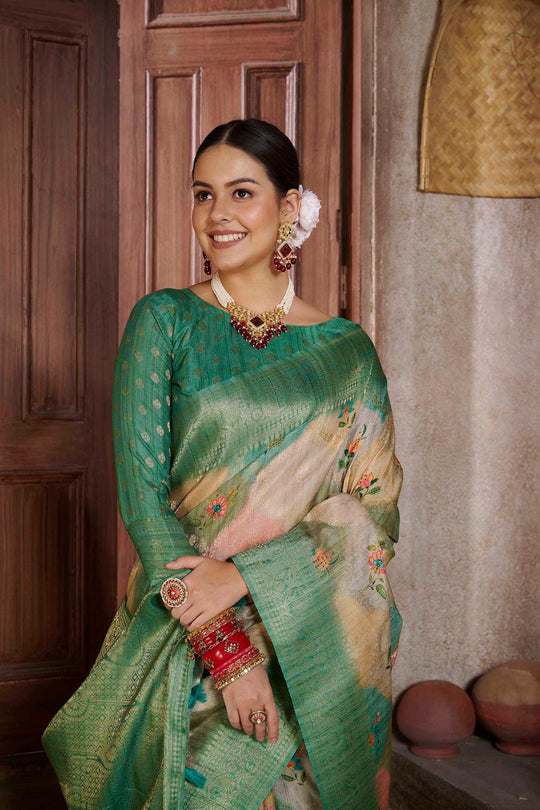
[190, 138, 300, 311]
[42, 119, 403, 810]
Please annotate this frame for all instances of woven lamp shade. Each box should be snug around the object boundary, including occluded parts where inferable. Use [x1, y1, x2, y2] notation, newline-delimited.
[420, 0, 540, 198]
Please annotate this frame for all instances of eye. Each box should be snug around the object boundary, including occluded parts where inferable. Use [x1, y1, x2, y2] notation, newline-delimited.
[233, 188, 252, 200]
[194, 190, 212, 202]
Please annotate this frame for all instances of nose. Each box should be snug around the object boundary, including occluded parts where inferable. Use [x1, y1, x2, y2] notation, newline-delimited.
[208, 194, 232, 224]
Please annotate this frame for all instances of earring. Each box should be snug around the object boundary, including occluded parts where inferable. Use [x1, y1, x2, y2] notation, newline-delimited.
[272, 222, 297, 273]
[203, 252, 212, 275]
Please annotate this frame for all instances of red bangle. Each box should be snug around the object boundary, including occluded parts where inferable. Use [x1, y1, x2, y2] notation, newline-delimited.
[211, 644, 261, 679]
[200, 630, 253, 671]
[187, 608, 243, 654]
[189, 620, 243, 656]
[213, 648, 266, 690]
[185, 608, 266, 690]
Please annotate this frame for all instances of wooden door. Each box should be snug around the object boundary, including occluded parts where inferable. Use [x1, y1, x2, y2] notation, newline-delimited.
[117, 0, 346, 592]
[0, 0, 118, 755]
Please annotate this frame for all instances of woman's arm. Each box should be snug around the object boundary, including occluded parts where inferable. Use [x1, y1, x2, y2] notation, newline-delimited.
[113, 292, 195, 594]
[114, 293, 274, 742]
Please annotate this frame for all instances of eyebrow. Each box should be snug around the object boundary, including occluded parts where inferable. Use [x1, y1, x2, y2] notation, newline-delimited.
[192, 177, 260, 189]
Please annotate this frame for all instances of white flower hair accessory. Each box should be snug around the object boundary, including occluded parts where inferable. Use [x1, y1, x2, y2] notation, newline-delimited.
[291, 185, 321, 248]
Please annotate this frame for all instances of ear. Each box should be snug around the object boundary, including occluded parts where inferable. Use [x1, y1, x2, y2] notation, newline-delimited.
[279, 188, 301, 223]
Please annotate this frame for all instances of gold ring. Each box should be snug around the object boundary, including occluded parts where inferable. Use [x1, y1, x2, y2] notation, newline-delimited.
[249, 710, 267, 725]
[161, 577, 189, 608]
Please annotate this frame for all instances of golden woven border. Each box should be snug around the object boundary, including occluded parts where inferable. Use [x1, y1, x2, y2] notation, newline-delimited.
[420, 0, 540, 197]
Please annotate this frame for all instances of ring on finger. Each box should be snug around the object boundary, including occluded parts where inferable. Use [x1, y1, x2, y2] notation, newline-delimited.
[249, 710, 267, 725]
[161, 577, 189, 608]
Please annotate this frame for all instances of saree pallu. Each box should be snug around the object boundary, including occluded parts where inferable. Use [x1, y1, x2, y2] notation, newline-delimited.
[42, 288, 403, 810]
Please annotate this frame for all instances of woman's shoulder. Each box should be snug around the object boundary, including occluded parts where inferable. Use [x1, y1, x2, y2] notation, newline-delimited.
[288, 296, 381, 379]
[133, 286, 192, 309]
[320, 313, 382, 377]
[127, 287, 198, 322]
[121, 289, 201, 350]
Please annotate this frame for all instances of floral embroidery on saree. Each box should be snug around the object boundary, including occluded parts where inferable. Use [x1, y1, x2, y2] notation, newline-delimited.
[338, 424, 367, 469]
[312, 547, 339, 572]
[282, 754, 306, 786]
[367, 547, 389, 600]
[337, 401, 356, 428]
[353, 470, 380, 497]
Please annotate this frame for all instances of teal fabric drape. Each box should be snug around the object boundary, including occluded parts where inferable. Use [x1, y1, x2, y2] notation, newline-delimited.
[43, 288, 403, 809]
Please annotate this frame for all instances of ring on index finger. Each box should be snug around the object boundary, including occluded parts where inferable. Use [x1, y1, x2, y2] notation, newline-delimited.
[249, 710, 267, 725]
[161, 577, 189, 608]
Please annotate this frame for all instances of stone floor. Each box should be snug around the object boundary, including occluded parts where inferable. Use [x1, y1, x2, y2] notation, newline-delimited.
[390, 733, 540, 810]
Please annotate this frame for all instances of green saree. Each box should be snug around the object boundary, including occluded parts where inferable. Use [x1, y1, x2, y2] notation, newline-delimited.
[42, 287, 403, 810]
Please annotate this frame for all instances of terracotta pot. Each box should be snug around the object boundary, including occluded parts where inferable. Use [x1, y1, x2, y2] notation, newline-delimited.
[396, 679, 476, 758]
[472, 659, 540, 756]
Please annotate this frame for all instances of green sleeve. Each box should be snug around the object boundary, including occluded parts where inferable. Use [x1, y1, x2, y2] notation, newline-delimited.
[112, 292, 193, 592]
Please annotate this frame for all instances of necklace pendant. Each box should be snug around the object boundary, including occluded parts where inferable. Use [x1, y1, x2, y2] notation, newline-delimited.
[209, 272, 295, 350]
[227, 303, 287, 349]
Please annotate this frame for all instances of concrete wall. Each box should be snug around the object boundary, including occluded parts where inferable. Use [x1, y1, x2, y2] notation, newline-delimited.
[369, 1, 540, 697]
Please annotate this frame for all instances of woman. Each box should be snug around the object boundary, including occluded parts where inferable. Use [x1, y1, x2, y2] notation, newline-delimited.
[43, 119, 403, 810]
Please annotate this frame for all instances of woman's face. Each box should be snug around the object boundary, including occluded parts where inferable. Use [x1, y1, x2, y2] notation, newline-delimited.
[191, 144, 284, 275]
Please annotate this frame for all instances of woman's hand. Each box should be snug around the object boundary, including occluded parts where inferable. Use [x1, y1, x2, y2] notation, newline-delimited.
[222, 664, 279, 744]
[164, 555, 248, 630]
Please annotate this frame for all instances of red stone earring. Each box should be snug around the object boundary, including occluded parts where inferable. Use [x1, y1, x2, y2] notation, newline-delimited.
[272, 222, 297, 273]
[203, 252, 212, 275]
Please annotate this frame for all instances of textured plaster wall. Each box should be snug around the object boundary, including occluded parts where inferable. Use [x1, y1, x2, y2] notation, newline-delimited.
[370, 1, 540, 698]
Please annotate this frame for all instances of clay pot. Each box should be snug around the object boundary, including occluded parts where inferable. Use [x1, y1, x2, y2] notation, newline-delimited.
[396, 679, 476, 758]
[472, 659, 540, 756]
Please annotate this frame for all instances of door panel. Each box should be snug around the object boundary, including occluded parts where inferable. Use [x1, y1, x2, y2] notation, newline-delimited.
[148, 68, 202, 290]
[146, 0, 300, 27]
[0, 0, 118, 755]
[28, 33, 85, 419]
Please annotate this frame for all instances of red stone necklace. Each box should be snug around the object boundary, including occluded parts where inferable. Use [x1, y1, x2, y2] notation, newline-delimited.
[210, 271, 295, 350]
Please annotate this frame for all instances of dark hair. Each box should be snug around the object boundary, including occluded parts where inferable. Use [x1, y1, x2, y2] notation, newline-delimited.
[192, 118, 300, 198]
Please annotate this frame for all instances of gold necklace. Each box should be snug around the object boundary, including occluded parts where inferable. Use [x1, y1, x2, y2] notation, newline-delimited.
[210, 271, 295, 350]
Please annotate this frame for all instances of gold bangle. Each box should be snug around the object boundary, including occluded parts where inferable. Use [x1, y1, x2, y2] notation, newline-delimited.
[213, 652, 266, 691]
[187, 608, 238, 642]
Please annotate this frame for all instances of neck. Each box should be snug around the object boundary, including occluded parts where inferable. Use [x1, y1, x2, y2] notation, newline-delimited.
[214, 266, 291, 312]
